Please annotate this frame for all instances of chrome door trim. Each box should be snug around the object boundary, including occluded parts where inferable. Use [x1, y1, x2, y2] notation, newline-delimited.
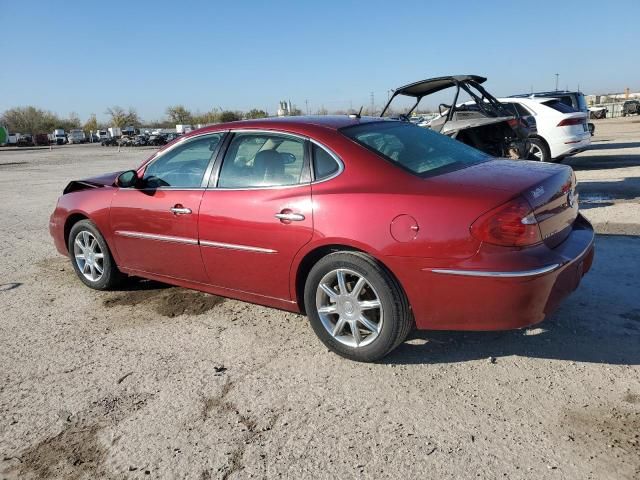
[115, 230, 198, 245]
[199, 240, 277, 254]
[428, 263, 560, 278]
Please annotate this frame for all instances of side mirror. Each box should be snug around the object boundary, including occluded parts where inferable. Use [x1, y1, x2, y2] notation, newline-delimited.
[117, 170, 139, 188]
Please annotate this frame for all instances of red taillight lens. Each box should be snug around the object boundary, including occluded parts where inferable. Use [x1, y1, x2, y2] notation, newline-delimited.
[557, 117, 584, 127]
[471, 196, 542, 247]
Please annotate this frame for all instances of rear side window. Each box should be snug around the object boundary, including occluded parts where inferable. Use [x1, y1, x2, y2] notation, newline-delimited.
[217, 133, 306, 188]
[542, 100, 578, 114]
[312, 144, 340, 180]
[341, 122, 489, 178]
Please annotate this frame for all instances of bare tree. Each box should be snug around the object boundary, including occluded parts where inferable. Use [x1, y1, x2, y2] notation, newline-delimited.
[105, 106, 128, 128]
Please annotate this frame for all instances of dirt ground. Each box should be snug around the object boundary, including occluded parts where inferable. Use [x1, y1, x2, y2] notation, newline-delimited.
[0, 117, 639, 480]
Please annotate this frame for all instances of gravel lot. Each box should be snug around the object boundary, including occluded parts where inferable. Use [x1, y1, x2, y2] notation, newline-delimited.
[1, 118, 639, 480]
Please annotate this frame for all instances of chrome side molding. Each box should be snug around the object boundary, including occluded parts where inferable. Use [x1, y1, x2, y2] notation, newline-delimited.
[116, 230, 278, 254]
[199, 240, 277, 254]
[428, 264, 561, 278]
[115, 230, 198, 245]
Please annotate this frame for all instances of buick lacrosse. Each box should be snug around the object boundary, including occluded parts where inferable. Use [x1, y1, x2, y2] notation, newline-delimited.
[50, 116, 594, 361]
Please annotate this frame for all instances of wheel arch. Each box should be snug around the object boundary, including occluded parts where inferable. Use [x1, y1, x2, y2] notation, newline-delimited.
[293, 243, 408, 315]
[529, 134, 554, 160]
[63, 212, 90, 251]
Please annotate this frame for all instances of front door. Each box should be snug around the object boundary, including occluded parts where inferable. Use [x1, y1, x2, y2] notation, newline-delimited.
[110, 132, 225, 282]
[198, 131, 313, 300]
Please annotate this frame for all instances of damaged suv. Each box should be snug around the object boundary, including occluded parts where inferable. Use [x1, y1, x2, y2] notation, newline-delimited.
[381, 75, 531, 159]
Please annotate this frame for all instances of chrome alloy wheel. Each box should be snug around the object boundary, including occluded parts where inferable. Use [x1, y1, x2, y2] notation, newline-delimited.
[315, 268, 383, 348]
[73, 230, 104, 282]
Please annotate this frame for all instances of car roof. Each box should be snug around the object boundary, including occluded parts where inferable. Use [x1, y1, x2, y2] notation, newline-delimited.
[188, 115, 394, 135]
[392, 75, 487, 98]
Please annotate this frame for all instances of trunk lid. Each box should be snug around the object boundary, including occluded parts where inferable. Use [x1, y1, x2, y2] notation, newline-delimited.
[431, 159, 578, 248]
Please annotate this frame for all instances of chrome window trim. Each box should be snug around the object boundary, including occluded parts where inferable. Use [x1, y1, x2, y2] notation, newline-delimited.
[200, 240, 277, 254]
[213, 129, 310, 191]
[428, 263, 561, 278]
[207, 128, 344, 191]
[115, 230, 198, 245]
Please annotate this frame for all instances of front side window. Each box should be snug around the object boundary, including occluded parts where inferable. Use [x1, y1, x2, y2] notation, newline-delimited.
[341, 121, 489, 178]
[217, 133, 306, 188]
[143, 133, 223, 188]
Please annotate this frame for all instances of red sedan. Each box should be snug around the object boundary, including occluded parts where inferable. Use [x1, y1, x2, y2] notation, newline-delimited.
[49, 116, 594, 361]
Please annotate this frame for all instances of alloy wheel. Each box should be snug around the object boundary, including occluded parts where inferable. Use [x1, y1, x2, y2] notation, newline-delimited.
[73, 230, 104, 282]
[529, 144, 543, 161]
[315, 268, 383, 348]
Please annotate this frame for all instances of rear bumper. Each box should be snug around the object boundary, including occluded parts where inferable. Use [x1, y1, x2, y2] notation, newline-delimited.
[550, 134, 591, 159]
[389, 214, 595, 331]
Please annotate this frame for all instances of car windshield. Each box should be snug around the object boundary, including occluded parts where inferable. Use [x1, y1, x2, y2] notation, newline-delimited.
[341, 121, 490, 178]
[542, 100, 578, 114]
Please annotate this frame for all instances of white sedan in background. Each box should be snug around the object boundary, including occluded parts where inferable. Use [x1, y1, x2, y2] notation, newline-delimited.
[498, 97, 591, 162]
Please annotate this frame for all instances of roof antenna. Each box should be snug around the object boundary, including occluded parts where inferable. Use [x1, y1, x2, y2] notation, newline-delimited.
[348, 106, 363, 119]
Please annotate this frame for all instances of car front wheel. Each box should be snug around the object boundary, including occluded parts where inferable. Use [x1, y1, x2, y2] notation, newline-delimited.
[68, 220, 123, 290]
[304, 252, 412, 362]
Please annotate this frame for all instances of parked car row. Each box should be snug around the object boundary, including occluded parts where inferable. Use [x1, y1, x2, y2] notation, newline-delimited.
[101, 132, 182, 147]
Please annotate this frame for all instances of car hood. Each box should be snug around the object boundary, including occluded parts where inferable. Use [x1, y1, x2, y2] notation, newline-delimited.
[62, 171, 123, 194]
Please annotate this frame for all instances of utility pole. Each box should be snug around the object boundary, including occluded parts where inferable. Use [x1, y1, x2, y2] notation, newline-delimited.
[554, 73, 559, 91]
[305, 99, 309, 115]
[370, 92, 374, 115]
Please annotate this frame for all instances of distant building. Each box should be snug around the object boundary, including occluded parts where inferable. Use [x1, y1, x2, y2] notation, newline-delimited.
[277, 100, 292, 117]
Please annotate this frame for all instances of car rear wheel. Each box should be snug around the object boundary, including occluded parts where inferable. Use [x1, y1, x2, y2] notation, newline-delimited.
[304, 252, 412, 362]
[68, 220, 123, 290]
[528, 137, 551, 162]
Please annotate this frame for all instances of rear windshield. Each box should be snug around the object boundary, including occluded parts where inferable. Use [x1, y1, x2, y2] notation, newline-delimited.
[543, 100, 578, 113]
[341, 121, 489, 178]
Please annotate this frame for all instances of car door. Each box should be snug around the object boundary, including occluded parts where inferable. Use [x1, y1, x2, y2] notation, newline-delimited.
[198, 131, 313, 300]
[110, 132, 225, 282]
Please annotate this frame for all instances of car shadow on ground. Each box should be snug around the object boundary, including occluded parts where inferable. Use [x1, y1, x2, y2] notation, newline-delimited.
[565, 154, 640, 171]
[576, 177, 640, 210]
[588, 141, 640, 150]
[387, 233, 640, 367]
[385, 316, 640, 366]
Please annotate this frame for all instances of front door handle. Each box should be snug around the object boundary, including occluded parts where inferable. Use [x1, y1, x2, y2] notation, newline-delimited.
[170, 205, 192, 215]
[275, 212, 305, 222]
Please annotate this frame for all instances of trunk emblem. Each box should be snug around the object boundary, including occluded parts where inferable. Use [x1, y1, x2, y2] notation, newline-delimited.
[531, 186, 544, 199]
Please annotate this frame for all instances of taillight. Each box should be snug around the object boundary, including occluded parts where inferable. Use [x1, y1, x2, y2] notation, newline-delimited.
[471, 196, 542, 247]
[557, 117, 584, 127]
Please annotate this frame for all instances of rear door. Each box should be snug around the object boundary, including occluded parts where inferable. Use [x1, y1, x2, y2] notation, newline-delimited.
[110, 132, 225, 282]
[198, 131, 313, 300]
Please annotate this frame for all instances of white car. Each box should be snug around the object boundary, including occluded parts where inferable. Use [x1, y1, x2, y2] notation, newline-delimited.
[498, 97, 591, 162]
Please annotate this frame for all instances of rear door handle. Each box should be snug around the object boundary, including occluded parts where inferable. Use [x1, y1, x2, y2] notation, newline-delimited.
[275, 212, 305, 222]
[170, 206, 192, 215]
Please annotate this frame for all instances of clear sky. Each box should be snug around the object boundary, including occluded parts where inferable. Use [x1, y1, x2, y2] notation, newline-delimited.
[1, 0, 638, 123]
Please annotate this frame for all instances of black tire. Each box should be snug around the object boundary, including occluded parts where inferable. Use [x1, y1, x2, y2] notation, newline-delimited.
[67, 219, 124, 290]
[528, 137, 551, 162]
[304, 251, 412, 362]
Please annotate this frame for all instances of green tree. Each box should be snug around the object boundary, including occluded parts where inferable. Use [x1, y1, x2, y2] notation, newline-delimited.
[245, 109, 268, 119]
[0, 106, 61, 136]
[220, 110, 241, 122]
[166, 105, 193, 124]
[84, 114, 98, 134]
